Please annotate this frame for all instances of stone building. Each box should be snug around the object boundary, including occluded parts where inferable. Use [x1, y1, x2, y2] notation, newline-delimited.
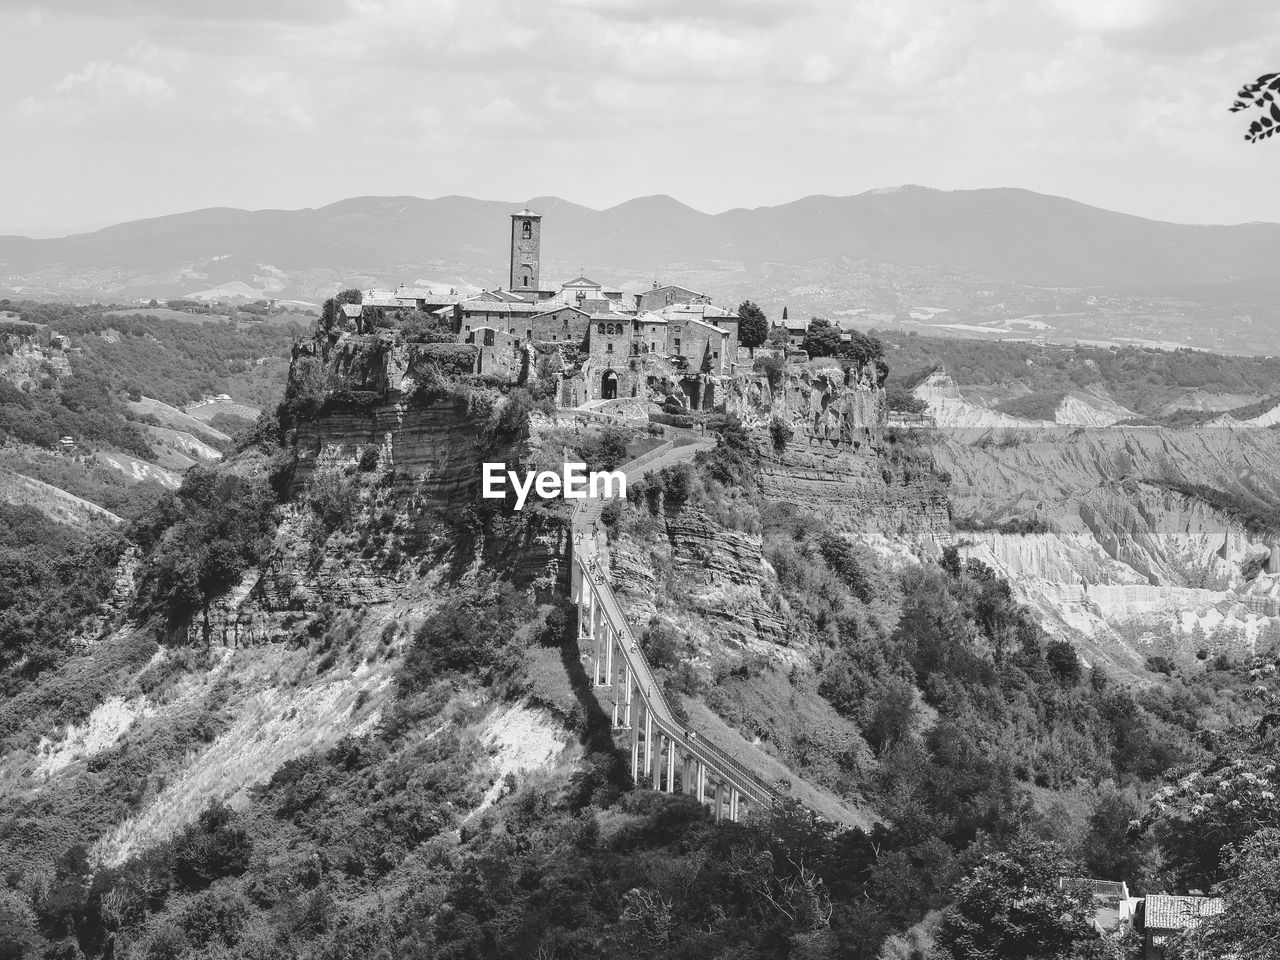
[510, 208, 542, 293]
[451, 300, 544, 341]
[635, 282, 711, 313]
[530, 305, 590, 345]
[466, 326, 525, 380]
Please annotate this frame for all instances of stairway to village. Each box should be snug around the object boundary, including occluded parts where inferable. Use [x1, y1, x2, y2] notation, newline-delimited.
[569, 431, 788, 821]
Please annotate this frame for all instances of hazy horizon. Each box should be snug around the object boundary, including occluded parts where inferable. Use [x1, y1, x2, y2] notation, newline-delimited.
[9, 182, 1280, 240]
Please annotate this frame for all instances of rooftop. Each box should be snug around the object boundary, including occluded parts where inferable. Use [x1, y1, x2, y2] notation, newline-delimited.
[458, 299, 544, 313]
[1144, 895, 1223, 931]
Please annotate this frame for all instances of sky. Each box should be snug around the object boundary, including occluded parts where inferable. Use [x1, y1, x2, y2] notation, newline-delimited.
[1, 0, 1278, 234]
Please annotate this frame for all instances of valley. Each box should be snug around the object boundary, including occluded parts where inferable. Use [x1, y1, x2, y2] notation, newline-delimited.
[1, 289, 1279, 958]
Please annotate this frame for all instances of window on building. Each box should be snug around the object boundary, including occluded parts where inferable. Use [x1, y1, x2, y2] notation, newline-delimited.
[606, 343, 613, 353]
[597, 323, 605, 334]
[522, 220, 532, 239]
[674, 337, 681, 352]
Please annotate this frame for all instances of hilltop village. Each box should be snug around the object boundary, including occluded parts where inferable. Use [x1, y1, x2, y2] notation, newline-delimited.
[325, 208, 879, 419]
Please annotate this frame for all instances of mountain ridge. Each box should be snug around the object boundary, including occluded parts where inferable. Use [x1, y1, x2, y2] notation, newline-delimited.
[6, 186, 1280, 287]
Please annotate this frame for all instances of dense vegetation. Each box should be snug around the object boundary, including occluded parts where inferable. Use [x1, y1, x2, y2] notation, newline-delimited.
[0, 374, 153, 460]
[10, 300, 302, 408]
[0, 504, 124, 688]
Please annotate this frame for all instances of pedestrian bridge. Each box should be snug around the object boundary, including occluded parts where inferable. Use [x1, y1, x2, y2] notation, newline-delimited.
[568, 438, 785, 822]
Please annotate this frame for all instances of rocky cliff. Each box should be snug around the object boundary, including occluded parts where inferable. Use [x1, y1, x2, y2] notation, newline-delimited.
[724, 362, 887, 439]
[611, 504, 790, 664]
[0, 319, 71, 390]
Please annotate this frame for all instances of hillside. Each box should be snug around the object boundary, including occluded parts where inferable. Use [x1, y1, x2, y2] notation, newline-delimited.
[3, 315, 1278, 958]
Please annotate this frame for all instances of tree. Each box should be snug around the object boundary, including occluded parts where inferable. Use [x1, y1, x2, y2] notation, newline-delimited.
[1081, 786, 1158, 890]
[1189, 828, 1280, 959]
[737, 300, 768, 355]
[936, 838, 1098, 960]
[782, 306, 789, 321]
[1046, 639, 1082, 685]
[1230, 73, 1280, 142]
[801, 318, 842, 358]
[1138, 750, 1280, 888]
[320, 288, 362, 336]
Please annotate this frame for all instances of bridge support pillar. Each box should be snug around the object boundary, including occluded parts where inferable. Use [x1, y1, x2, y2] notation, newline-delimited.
[729, 788, 740, 822]
[644, 712, 654, 779]
[630, 706, 641, 782]
[682, 755, 694, 796]
[665, 739, 676, 793]
[696, 762, 707, 806]
[714, 782, 725, 823]
[651, 735, 663, 790]
[622, 664, 633, 728]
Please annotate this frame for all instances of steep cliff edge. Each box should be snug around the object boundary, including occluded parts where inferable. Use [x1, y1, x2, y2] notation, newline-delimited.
[935, 423, 1280, 658]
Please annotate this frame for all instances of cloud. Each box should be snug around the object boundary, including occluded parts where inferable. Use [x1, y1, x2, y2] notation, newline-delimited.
[547, 0, 802, 28]
[0, 0, 349, 23]
[15, 42, 180, 124]
[1040, 0, 1280, 52]
[217, 71, 316, 128]
[4, 0, 1280, 227]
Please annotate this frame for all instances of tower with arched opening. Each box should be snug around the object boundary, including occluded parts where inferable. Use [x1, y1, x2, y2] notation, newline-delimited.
[509, 208, 541, 294]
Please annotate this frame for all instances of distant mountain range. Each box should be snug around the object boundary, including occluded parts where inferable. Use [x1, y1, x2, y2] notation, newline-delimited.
[5, 186, 1280, 352]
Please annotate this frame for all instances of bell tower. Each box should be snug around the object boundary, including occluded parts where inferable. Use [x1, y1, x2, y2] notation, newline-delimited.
[509, 208, 541, 295]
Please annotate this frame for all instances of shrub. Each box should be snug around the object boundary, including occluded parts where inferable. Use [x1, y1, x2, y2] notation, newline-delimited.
[168, 801, 252, 891]
[400, 312, 456, 344]
[754, 354, 785, 392]
[134, 466, 277, 623]
[769, 417, 794, 452]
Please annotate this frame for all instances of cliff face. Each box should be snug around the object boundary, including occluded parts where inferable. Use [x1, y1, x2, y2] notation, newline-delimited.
[724, 364, 887, 439]
[611, 504, 791, 666]
[759, 437, 951, 546]
[720, 365, 948, 544]
[191, 331, 559, 648]
[0, 322, 71, 390]
[938, 424, 1280, 656]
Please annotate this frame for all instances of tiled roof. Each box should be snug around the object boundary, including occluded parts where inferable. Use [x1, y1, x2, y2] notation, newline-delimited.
[684, 316, 727, 336]
[531, 306, 589, 321]
[457, 301, 543, 314]
[394, 291, 465, 305]
[1144, 895, 1223, 931]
